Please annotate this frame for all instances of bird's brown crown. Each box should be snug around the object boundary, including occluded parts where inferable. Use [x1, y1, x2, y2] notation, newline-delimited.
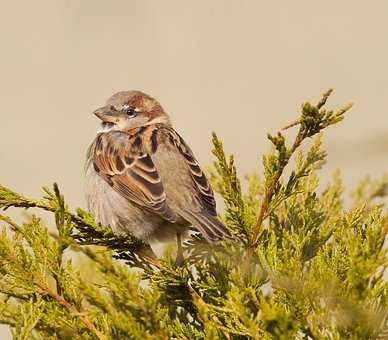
[106, 90, 168, 122]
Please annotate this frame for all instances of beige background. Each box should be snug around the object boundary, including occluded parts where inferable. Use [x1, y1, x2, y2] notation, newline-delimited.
[1, 0, 388, 337]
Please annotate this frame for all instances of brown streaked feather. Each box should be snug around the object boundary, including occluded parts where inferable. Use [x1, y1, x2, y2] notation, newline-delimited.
[152, 126, 231, 241]
[164, 128, 217, 215]
[89, 131, 177, 222]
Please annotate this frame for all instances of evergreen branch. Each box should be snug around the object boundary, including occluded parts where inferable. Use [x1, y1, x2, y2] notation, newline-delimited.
[0, 226, 106, 340]
[14, 299, 44, 340]
[211, 133, 248, 242]
[250, 89, 353, 248]
[0, 215, 22, 232]
[34, 281, 106, 340]
[0, 184, 151, 267]
[281, 88, 333, 131]
[52, 184, 69, 296]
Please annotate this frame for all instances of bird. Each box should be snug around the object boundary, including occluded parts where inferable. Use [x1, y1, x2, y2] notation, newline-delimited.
[85, 90, 231, 262]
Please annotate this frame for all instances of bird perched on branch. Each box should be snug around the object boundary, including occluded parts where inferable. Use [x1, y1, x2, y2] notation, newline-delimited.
[85, 90, 230, 262]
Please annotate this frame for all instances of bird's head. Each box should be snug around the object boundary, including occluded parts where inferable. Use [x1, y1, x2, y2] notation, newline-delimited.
[93, 90, 171, 132]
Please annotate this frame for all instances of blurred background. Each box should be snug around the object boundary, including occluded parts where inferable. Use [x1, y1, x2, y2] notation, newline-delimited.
[0, 1, 387, 335]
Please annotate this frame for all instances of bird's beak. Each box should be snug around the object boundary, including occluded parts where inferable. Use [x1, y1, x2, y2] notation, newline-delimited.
[93, 106, 118, 123]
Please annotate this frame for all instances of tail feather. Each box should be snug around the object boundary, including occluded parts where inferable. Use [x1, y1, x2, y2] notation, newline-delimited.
[179, 209, 231, 243]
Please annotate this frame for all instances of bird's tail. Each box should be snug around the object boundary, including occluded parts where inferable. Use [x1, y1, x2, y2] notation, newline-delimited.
[179, 209, 231, 243]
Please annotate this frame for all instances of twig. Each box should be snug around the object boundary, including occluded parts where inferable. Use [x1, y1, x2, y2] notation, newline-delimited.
[249, 135, 301, 248]
[35, 281, 107, 340]
[282, 118, 301, 131]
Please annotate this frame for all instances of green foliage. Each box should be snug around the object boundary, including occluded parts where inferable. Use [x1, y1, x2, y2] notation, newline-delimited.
[0, 90, 387, 339]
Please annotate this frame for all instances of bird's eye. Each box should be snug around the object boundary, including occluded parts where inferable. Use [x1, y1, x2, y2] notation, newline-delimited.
[122, 104, 139, 117]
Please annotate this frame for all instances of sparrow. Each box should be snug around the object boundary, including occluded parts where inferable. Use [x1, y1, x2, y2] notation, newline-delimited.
[85, 90, 231, 260]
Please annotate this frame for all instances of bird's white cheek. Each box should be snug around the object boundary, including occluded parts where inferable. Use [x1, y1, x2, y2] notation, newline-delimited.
[97, 123, 114, 133]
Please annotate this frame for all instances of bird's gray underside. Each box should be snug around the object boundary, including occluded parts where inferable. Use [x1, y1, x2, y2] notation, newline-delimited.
[85, 164, 190, 242]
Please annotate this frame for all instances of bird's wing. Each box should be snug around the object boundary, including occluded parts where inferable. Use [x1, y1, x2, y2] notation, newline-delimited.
[89, 131, 177, 222]
[164, 128, 217, 215]
[156, 127, 231, 242]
